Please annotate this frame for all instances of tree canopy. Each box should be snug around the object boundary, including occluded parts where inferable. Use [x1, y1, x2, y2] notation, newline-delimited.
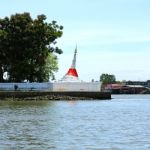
[0, 12, 63, 82]
[100, 73, 116, 85]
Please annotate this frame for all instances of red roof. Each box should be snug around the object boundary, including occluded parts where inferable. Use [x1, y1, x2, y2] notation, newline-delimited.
[67, 68, 78, 77]
[105, 84, 122, 89]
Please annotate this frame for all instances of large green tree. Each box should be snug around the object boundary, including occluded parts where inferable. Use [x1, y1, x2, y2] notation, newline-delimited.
[0, 12, 63, 82]
[100, 73, 116, 85]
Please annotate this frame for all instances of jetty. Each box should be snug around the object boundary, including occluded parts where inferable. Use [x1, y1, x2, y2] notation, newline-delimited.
[0, 91, 111, 100]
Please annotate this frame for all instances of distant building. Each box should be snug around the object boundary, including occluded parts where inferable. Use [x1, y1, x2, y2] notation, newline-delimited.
[147, 80, 150, 87]
[123, 80, 150, 88]
[104, 83, 148, 94]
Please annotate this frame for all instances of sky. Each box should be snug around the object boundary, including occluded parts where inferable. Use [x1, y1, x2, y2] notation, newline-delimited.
[1, 0, 150, 81]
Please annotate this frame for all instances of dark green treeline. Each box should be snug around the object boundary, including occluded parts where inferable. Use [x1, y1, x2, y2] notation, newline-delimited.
[0, 12, 63, 82]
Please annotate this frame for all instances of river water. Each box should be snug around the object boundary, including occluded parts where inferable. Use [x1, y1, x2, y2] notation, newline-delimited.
[0, 95, 150, 150]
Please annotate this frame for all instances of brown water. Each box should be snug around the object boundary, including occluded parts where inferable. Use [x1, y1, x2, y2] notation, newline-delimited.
[0, 95, 150, 149]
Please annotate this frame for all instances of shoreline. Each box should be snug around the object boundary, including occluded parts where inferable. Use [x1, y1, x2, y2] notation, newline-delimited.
[0, 91, 111, 100]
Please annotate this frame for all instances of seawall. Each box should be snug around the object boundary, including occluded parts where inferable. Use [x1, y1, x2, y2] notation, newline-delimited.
[0, 91, 111, 100]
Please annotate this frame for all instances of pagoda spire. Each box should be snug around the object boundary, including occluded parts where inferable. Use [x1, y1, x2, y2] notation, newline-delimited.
[71, 45, 77, 68]
[61, 46, 79, 82]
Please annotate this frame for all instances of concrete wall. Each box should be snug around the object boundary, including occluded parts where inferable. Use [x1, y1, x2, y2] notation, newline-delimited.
[0, 83, 52, 91]
[52, 82, 101, 91]
[0, 82, 101, 92]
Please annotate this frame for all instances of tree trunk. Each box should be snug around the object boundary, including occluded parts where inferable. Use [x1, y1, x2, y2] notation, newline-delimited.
[0, 65, 4, 82]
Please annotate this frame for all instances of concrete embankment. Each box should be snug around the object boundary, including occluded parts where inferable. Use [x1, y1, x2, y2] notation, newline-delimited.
[0, 91, 111, 100]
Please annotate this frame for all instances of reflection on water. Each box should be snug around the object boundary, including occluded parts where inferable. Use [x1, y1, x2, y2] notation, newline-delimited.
[0, 95, 150, 149]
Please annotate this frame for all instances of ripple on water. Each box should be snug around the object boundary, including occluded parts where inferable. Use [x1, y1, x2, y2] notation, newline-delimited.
[0, 96, 150, 149]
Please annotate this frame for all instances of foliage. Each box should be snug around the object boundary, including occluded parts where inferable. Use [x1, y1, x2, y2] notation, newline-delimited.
[100, 73, 116, 85]
[0, 12, 63, 82]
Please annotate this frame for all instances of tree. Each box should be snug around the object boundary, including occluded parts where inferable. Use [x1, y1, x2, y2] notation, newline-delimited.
[100, 73, 116, 85]
[0, 12, 63, 82]
[35, 53, 58, 82]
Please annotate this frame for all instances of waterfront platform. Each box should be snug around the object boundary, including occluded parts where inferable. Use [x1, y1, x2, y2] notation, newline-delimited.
[0, 91, 111, 100]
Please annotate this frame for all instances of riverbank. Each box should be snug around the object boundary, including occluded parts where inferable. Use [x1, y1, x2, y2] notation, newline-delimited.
[0, 91, 111, 100]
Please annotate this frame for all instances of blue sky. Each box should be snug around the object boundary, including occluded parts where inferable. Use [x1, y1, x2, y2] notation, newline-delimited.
[1, 0, 150, 81]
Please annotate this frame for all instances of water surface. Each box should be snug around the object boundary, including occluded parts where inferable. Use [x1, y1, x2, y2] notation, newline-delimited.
[0, 95, 150, 150]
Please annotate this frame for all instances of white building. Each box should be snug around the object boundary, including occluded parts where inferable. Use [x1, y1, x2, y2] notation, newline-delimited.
[52, 46, 101, 91]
